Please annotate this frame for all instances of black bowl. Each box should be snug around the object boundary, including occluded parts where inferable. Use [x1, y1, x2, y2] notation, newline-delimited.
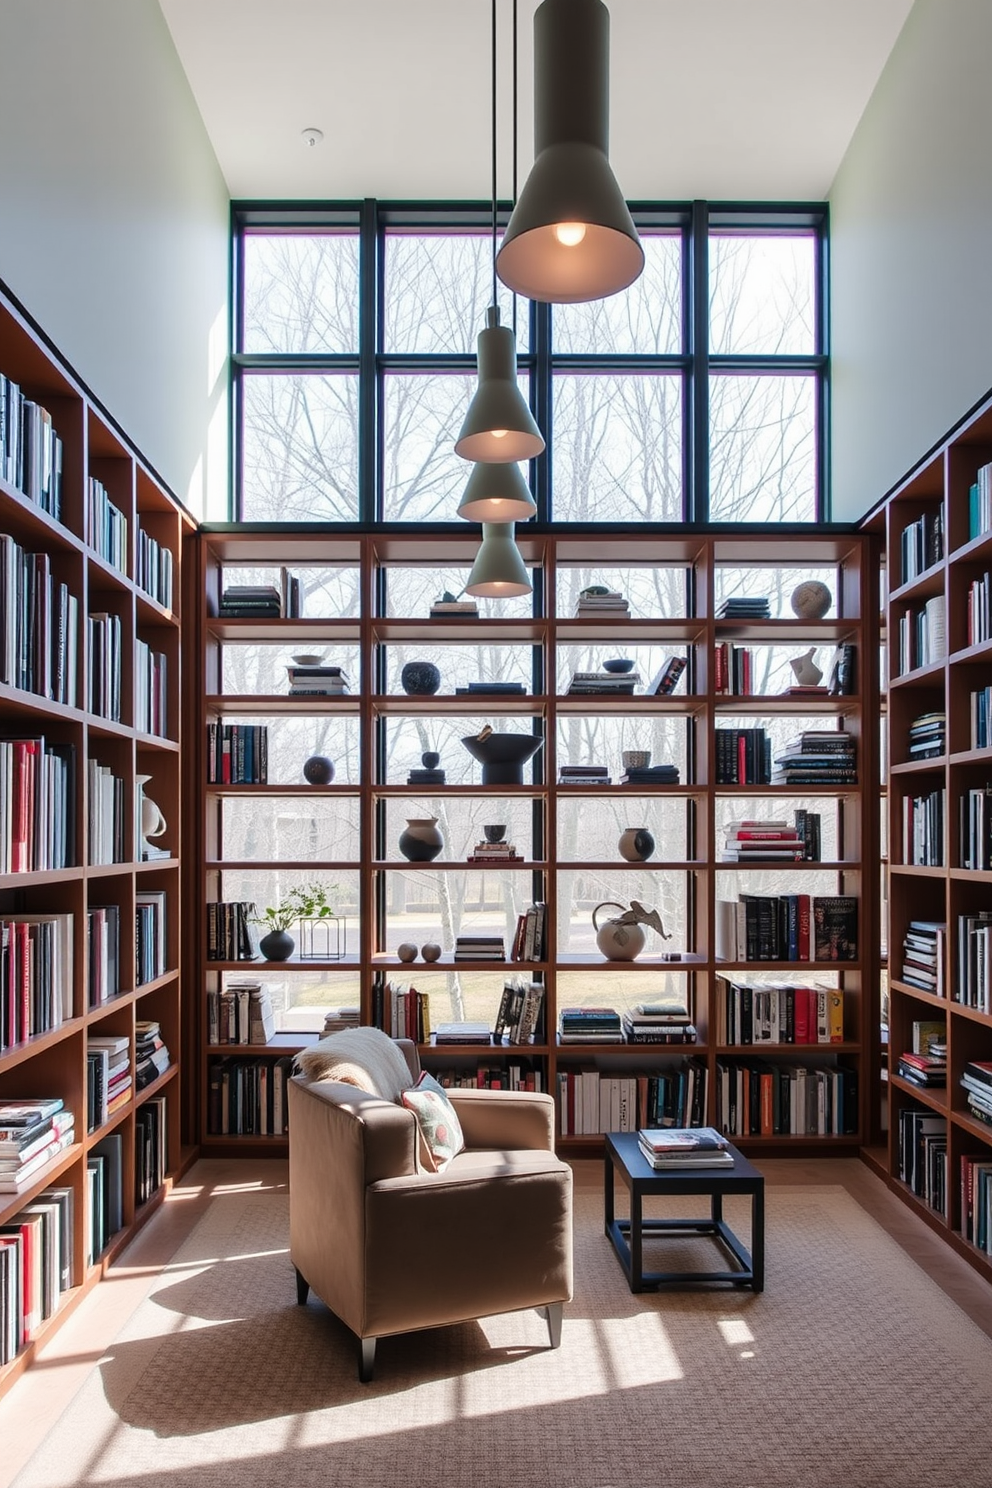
[603, 658, 634, 674]
[461, 732, 544, 785]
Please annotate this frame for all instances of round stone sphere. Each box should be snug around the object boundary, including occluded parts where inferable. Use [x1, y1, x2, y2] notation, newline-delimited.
[420, 942, 442, 963]
[303, 754, 335, 785]
[401, 660, 441, 696]
[790, 581, 832, 620]
[397, 942, 418, 963]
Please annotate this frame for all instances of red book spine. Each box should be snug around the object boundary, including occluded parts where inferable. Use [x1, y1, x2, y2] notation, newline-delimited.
[797, 895, 811, 960]
[794, 987, 810, 1044]
[737, 734, 747, 783]
[760, 1072, 774, 1136]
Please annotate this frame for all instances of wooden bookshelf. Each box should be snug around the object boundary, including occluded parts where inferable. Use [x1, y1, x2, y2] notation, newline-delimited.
[194, 526, 873, 1158]
[0, 286, 195, 1397]
[872, 389, 992, 1282]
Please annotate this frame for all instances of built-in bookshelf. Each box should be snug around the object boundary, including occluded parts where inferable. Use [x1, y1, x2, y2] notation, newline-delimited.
[195, 526, 873, 1159]
[0, 285, 193, 1397]
[868, 388, 992, 1284]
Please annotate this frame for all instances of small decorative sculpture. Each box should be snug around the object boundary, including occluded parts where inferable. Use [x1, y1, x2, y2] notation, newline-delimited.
[790, 580, 832, 619]
[303, 754, 335, 785]
[421, 943, 441, 962]
[789, 647, 823, 686]
[397, 943, 418, 963]
[136, 775, 167, 860]
[593, 900, 670, 962]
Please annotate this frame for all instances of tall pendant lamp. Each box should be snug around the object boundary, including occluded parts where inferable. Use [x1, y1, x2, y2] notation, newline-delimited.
[496, 0, 643, 304]
[465, 522, 533, 598]
[454, 305, 543, 464]
[457, 457, 536, 523]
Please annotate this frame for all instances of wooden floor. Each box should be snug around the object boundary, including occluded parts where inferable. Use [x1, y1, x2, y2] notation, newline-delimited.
[2, 1153, 991, 1488]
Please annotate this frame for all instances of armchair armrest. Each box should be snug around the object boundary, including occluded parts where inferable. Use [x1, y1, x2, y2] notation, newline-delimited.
[446, 1086, 556, 1151]
[289, 1077, 419, 1182]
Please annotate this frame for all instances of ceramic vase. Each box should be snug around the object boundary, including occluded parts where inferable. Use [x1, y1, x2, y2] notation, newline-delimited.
[303, 754, 335, 785]
[618, 827, 655, 863]
[401, 660, 441, 696]
[398, 816, 443, 862]
[421, 942, 441, 962]
[259, 929, 295, 962]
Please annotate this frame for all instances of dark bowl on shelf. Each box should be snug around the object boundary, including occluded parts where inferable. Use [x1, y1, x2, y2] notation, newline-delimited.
[603, 658, 634, 674]
[460, 732, 544, 785]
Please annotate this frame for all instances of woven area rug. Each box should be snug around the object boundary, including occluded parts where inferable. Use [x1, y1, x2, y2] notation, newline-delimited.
[13, 1177, 992, 1488]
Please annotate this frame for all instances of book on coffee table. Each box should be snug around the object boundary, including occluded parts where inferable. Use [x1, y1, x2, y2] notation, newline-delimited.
[637, 1144, 735, 1169]
[638, 1126, 729, 1153]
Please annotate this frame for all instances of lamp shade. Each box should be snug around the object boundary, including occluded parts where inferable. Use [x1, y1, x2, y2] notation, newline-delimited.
[454, 307, 545, 462]
[457, 460, 536, 523]
[465, 523, 533, 597]
[496, 0, 643, 304]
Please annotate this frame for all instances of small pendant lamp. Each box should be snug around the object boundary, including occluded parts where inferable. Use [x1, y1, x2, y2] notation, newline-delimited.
[454, 305, 544, 464]
[457, 456, 537, 523]
[496, 0, 643, 304]
[465, 522, 533, 597]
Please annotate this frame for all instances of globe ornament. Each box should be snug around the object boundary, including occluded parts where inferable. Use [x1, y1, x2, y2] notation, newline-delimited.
[303, 755, 335, 785]
[790, 581, 832, 620]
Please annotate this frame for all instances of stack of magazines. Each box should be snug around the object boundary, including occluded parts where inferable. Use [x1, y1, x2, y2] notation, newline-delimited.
[637, 1126, 734, 1168]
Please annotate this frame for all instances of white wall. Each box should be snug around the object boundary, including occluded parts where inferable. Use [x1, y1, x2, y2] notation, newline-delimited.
[0, 0, 230, 518]
[830, 0, 992, 523]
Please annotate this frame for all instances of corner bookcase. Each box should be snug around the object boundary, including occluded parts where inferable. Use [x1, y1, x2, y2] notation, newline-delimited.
[870, 388, 992, 1283]
[0, 287, 194, 1397]
[194, 524, 875, 1160]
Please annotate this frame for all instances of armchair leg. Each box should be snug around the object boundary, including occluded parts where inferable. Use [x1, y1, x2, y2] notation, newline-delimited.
[359, 1336, 377, 1384]
[295, 1268, 310, 1305]
[544, 1302, 563, 1349]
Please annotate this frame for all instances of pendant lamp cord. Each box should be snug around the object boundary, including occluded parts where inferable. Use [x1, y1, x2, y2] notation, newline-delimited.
[491, 0, 498, 309]
[512, 0, 518, 336]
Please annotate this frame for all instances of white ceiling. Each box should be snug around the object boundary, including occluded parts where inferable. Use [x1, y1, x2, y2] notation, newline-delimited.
[158, 0, 915, 203]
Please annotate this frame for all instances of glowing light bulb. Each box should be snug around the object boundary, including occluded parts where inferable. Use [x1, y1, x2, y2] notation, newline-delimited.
[554, 222, 587, 248]
[490, 428, 509, 439]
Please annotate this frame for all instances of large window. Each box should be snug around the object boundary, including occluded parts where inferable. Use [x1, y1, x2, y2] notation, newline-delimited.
[232, 203, 827, 525]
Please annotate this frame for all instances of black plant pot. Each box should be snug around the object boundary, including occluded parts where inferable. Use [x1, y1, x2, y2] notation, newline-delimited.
[259, 929, 295, 961]
[401, 661, 441, 696]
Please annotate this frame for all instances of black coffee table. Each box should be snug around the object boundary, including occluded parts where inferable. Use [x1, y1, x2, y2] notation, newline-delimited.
[604, 1131, 765, 1292]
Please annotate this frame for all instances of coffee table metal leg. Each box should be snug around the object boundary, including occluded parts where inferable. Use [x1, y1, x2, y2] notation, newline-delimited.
[604, 1150, 614, 1234]
[630, 1188, 643, 1291]
[711, 1191, 723, 1225]
[751, 1187, 765, 1292]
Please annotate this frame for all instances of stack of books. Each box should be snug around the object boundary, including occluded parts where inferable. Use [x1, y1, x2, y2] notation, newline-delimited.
[135, 1020, 172, 1087]
[558, 1006, 623, 1043]
[87, 1034, 131, 1131]
[407, 764, 446, 785]
[559, 763, 611, 785]
[456, 680, 526, 696]
[898, 1020, 947, 1088]
[286, 663, 350, 696]
[467, 837, 523, 863]
[620, 761, 679, 785]
[430, 594, 478, 618]
[622, 1000, 697, 1044]
[574, 587, 629, 618]
[722, 818, 806, 863]
[322, 1005, 361, 1034]
[637, 1126, 733, 1168]
[908, 710, 946, 760]
[0, 1098, 75, 1194]
[453, 934, 505, 961]
[434, 1021, 491, 1045]
[962, 1060, 992, 1128]
[717, 595, 770, 620]
[901, 919, 945, 995]
[566, 668, 641, 695]
[493, 980, 545, 1043]
[772, 730, 857, 785]
[218, 583, 281, 618]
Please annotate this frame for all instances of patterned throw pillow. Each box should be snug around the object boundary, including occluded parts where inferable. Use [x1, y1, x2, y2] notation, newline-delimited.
[401, 1072, 465, 1171]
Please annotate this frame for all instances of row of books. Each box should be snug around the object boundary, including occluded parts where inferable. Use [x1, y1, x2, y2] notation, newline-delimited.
[898, 1108, 947, 1213]
[715, 727, 771, 785]
[135, 1096, 169, 1206]
[967, 569, 991, 647]
[969, 461, 992, 541]
[510, 902, 547, 962]
[957, 913, 992, 1013]
[715, 977, 844, 1045]
[897, 594, 945, 674]
[432, 1063, 543, 1090]
[87, 1034, 131, 1132]
[557, 1059, 708, 1135]
[960, 785, 992, 871]
[0, 537, 79, 704]
[206, 901, 257, 962]
[134, 639, 169, 737]
[1, 914, 74, 1053]
[0, 379, 63, 518]
[0, 1180, 74, 1363]
[714, 642, 755, 695]
[206, 1055, 295, 1135]
[0, 1097, 75, 1196]
[715, 894, 858, 963]
[772, 730, 856, 786]
[206, 722, 269, 784]
[900, 508, 944, 582]
[136, 527, 175, 612]
[902, 785, 944, 867]
[87, 904, 120, 1007]
[88, 610, 122, 721]
[88, 759, 125, 865]
[972, 687, 992, 751]
[87, 477, 127, 574]
[376, 983, 431, 1042]
[494, 980, 545, 1043]
[206, 982, 276, 1046]
[86, 1131, 124, 1264]
[961, 1150, 992, 1254]
[716, 1058, 858, 1137]
[135, 890, 167, 986]
[1, 735, 76, 872]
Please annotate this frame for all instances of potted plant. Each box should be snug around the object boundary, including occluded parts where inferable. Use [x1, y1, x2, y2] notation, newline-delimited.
[252, 881, 338, 962]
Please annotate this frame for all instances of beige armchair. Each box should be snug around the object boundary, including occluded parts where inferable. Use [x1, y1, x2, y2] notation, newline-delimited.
[289, 1037, 573, 1382]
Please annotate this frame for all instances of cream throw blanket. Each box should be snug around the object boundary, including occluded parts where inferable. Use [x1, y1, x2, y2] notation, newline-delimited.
[293, 1026, 414, 1101]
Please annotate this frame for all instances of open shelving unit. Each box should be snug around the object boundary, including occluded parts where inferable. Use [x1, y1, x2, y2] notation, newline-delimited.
[0, 286, 195, 1397]
[194, 524, 874, 1159]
